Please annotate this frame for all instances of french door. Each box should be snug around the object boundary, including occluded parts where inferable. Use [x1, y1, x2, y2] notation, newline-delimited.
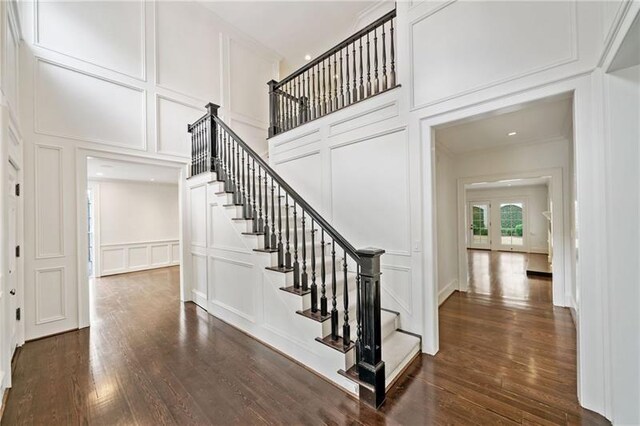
[497, 201, 525, 251]
[468, 202, 491, 249]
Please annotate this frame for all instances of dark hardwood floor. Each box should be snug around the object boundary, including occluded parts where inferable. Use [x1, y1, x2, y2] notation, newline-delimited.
[2, 256, 609, 425]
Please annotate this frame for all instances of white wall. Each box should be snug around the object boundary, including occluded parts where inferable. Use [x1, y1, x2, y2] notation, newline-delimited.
[604, 63, 639, 425]
[466, 185, 550, 254]
[435, 149, 458, 304]
[19, 0, 280, 340]
[90, 180, 179, 276]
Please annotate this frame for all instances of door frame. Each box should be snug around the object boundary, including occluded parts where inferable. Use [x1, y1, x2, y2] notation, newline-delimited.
[74, 149, 188, 329]
[466, 200, 491, 250]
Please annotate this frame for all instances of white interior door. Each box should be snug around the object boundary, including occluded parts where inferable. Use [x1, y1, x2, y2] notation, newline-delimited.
[468, 202, 491, 249]
[7, 164, 18, 354]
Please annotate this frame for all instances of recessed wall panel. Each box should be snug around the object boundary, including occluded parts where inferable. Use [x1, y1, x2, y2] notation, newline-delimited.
[35, 60, 145, 149]
[209, 257, 254, 320]
[157, 96, 204, 157]
[411, 1, 576, 106]
[275, 152, 323, 216]
[331, 130, 410, 254]
[190, 185, 207, 247]
[229, 118, 268, 157]
[156, 1, 221, 100]
[151, 245, 170, 265]
[35, 145, 64, 258]
[229, 39, 274, 123]
[35, 268, 66, 324]
[36, 1, 144, 78]
[128, 246, 148, 268]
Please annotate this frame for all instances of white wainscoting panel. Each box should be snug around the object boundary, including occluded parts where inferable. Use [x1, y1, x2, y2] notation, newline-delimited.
[155, 1, 222, 101]
[381, 265, 413, 317]
[189, 185, 207, 247]
[228, 38, 274, 123]
[191, 253, 208, 308]
[275, 151, 323, 215]
[34, 59, 145, 149]
[209, 256, 255, 322]
[35, 267, 66, 325]
[35, 0, 145, 79]
[209, 203, 252, 253]
[229, 117, 268, 157]
[330, 129, 411, 255]
[35, 145, 64, 258]
[99, 240, 179, 276]
[156, 95, 204, 158]
[411, 1, 577, 107]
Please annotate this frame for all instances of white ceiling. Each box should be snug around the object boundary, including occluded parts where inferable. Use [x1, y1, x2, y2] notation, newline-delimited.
[87, 157, 181, 184]
[436, 93, 573, 155]
[202, 1, 378, 74]
[465, 176, 550, 191]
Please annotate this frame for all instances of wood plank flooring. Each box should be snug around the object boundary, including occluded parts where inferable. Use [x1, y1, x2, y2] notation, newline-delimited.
[2, 256, 609, 425]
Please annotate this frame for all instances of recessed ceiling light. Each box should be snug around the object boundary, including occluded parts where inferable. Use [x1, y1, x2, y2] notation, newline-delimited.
[508, 131, 517, 136]
[150, 178, 155, 182]
[87, 156, 94, 160]
[96, 172, 104, 176]
[304, 54, 311, 61]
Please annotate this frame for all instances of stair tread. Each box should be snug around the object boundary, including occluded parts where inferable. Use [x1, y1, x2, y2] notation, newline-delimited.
[382, 331, 421, 382]
[315, 335, 355, 353]
[280, 285, 311, 296]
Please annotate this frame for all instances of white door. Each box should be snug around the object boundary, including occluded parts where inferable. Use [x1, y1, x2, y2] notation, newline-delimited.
[468, 202, 491, 249]
[7, 164, 19, 354]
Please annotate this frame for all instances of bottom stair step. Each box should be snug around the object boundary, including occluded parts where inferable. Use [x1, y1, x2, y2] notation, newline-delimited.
[315, 335, 355, 353]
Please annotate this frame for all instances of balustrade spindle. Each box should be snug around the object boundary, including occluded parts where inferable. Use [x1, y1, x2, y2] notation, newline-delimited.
[333, 54, 338, 110]
[356, 264, 362, 360]
[225, 133, 232, 192]
[231, 139, 236, 197]
[366, 31, 372, 97]
[320, 230, 327, 316]
[310, 221, 317, 312]
[235, 142, 241, 205]
[339, 49, 344, 109]
[327, 57, 332, 113]
[306, 71, 311, 122]
[331, 240, 338, 340]
[242, 150, 248, 217]
[352, 42, 358, 102]
[343, 252, 350, 346]
[270, 181, 277, 248]
[277, 186, 283, 268]
[374, 28, 379, 94]
[301, 211, 308, 291]
[390, 18, 396, 87]
[285, 194, 291, 268]
[358, 38, 364, 100]
[289, 82, 294, 129]
[246, 152, 252, 219]
[251, 159, 257, 230]
[297, 77, 302, 126]
[345, 46, 351, 105]
[312, 66, 317, 120]
[264, 175, 270, 248]
[258, 166, 263, 233]
[197, 123, 201, 175]
[382, 23, 387, 91]
[293, 202, 300, 289]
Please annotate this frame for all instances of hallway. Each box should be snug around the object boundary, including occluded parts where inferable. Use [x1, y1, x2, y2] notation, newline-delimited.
[2, 260, 608, 424]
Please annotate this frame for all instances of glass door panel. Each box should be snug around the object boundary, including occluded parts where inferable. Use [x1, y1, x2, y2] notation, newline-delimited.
[468, 202, 490, 249]
[500, 202, 524, 249]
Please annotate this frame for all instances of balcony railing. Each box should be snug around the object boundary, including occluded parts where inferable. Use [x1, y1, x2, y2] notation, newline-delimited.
[268, 9, 397, 137]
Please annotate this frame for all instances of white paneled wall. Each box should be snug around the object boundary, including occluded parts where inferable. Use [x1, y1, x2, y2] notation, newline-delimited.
[90, 180, 179, 276]
[19, 0, 280, 341]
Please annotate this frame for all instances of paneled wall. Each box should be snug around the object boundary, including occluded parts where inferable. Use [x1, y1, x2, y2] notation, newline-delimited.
[90, 180, 179, 276]
[19, 0, 279, 340]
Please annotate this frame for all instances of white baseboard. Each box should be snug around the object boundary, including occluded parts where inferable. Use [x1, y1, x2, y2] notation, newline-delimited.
[438, 279, 458, 306]
[567, 294, 578, 326]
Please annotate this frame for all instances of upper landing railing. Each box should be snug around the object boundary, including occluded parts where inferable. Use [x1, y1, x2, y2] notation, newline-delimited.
[267, 9, 398, 137]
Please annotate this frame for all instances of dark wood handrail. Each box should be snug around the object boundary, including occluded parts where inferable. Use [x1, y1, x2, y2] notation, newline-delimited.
[211, 114, 361, 263]
[275, 9, 396, 88]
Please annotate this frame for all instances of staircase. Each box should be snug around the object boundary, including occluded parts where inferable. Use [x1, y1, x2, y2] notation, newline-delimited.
[185, 8, 420, 408]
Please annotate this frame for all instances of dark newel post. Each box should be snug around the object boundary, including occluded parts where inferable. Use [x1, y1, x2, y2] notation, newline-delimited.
[356, 247, 386, 409]
[267, 80, 279, 137]
[206, 103, 220, 172]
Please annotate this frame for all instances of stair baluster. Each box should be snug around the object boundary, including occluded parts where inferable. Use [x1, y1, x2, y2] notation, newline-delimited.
[382, 22, 387, 91]
[293, 201, 299, 289]
[301, 211, 308, 291]
[330, 240, 338, 340]
[345, 46, 351, 105]
[264, 174, 270, 248]
[257, 165, 263, 233]
[277, 186, 283, 268]
[251, 159, 257, 231]
[343, 251, 350, 346]
[270, 180, 277, 248]
[285, 194, 291, 268]
[374, 27, 379, 94]
[310, 220, 317, 313]
[333, 54, 338, 110]
[390, 17, 395, 87]
[339, 49, 344, 108]
[366, 31, 372, 97]
[320, 230, 327, 316]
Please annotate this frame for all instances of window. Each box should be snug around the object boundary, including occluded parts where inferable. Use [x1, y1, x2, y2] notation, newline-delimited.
[500, 202, 523, 246]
